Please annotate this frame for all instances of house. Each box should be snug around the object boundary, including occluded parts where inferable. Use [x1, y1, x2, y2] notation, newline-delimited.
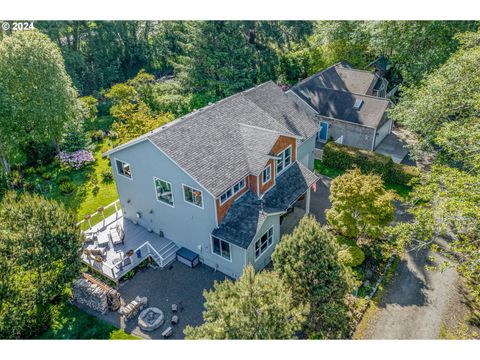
[104, 81, 319, 279]
[288, 61, 393, 151]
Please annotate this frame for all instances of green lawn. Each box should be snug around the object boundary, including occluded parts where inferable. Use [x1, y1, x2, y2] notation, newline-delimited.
[314, 159, 412, 199]
[40, 301, 138, 340]
[24, 117, 119, 222]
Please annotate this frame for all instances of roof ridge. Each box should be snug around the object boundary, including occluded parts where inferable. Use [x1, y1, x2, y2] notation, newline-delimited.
[309, 86, 390, 102]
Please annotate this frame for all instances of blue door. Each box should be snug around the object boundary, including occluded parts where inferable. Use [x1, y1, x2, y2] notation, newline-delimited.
[318, 122, 328, 141]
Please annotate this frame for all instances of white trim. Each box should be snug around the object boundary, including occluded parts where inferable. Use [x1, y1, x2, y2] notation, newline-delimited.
[262, 163, 272, 185]
[153, 176, 175, 208]
[182, 183, 204, 209]
[316, 114, 378, 130]
[276, 145, 293, 176]
[114, 158, 133, 181]
[210, 235, 232, 262]
[219, 177, 247, 205]
[254, 225, 275, 261]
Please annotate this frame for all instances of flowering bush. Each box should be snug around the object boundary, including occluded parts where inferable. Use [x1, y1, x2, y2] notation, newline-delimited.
[58, 150, 95, 170]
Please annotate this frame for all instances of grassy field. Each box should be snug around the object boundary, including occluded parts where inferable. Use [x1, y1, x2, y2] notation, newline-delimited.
[40, 301, 139, 340]
[314, 159, 412, 199]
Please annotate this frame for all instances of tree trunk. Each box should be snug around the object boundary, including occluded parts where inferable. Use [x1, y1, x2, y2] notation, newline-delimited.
[0, 152, 11, 174]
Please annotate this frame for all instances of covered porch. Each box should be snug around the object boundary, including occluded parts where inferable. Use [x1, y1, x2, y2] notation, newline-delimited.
[79, 201, 178, 284]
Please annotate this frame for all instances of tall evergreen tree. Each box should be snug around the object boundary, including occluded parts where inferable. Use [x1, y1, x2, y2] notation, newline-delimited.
[184, 265, 307, 339]
[0, 192, 81, 338]
[272, 216, 355, 338]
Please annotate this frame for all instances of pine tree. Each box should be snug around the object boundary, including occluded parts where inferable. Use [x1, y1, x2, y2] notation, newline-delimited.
[184, 265, 307, 339]
[272, 215, 355, 338]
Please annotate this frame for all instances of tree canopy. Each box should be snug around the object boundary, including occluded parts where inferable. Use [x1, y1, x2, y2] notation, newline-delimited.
[184, 265, 307, 339]
[0, 192, 81, 338]
[326, 168, 396, 240]
[389, 29, 480, 172]
[0, 30, 80, 170]
[272, 216, 355, 338]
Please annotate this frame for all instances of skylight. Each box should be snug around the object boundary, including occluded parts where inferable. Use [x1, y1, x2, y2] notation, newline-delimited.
[353, 99, 363, 110]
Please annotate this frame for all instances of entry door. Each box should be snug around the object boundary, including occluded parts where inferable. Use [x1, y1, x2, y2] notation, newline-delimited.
[318, 121, 329, 141]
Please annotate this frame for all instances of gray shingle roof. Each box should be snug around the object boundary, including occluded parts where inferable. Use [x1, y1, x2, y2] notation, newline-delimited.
[289, 62, 390, 129]
[295, 87, 390, 128]
[147, 81, 318, 197]
[211, 162, 318, 249]
[292, 61, 379, 95]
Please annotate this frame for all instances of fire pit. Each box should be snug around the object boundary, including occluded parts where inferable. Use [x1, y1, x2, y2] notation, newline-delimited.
[138, 307, 164, 332]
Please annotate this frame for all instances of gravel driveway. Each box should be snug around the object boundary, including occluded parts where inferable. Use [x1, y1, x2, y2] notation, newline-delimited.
[311, 175, 460, 339]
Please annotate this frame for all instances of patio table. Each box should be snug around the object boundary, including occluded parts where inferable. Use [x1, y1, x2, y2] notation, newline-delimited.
[97, 234, 110, 247]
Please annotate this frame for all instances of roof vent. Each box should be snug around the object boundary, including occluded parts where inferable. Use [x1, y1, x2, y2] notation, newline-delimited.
[353, 99, 363, 110]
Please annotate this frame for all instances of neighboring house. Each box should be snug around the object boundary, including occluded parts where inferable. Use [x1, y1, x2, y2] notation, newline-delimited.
[288, 61, 393, 151]
[105, 81, 319, 279]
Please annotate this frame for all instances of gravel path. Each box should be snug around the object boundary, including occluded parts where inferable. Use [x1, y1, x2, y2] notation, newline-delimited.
[360, 245, 458, 339]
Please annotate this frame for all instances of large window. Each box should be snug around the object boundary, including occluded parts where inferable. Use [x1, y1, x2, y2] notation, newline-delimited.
[183, 185, 203, 208]
[212, 236, 231, 261]
[154, 177, 174, 207]
[116, 159, 132, 179]
[276, 146, 292, 175]
[219, 177, 246, 204]
[262, 164, 272, 185]
[254, 226, 274, 259]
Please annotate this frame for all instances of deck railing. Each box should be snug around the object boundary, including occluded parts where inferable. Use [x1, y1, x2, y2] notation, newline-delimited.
[77, 199, 120, 230]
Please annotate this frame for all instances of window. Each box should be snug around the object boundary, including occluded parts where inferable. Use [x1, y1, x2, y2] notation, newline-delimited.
[219, 177, 246, 204]
[276, 146, 292, 175]
[183, 185, 203, 208]
[116, 159, 132, 178]
[262, 164, 271, 185]
[154, 177, 174, 206]
[212, 236, 231, 261]
[255, 226, 274, 259]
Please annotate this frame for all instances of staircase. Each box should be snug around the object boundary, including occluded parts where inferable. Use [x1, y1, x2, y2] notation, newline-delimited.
[148, 240, 179, 268]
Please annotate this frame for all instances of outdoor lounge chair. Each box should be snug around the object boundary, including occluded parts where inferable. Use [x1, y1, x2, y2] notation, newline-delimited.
[109, 223, 125, 245]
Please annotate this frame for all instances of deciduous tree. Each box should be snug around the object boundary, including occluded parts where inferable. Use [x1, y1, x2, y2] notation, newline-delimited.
[0, 30, 80, 171]
[326, 168, 395, 240]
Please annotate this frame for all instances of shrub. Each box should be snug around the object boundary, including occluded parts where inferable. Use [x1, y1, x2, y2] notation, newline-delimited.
[101, 169, 113, 183]
[59, 181, 75, 195]
[91, 129, 105, 142]
[24, 181, 36, 192]
[390, 163, 420, 186]
[35, 165, 47, 175]
[58, 150, 95, 170]
[24, 167, 36, 176]
[0, 171, 9, 199]
[9, 170, 23, 189]
[57, 175, 71, 185]
[337, 236, 365, 267]
[322, 142, 419, 186]
[41, 172, 53, 180]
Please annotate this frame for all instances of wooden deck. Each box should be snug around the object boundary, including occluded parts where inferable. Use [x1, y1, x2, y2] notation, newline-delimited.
[81, 211, 178, 282]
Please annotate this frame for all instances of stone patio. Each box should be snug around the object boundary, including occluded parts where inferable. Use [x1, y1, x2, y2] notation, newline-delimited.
[77, 261, 226, 339]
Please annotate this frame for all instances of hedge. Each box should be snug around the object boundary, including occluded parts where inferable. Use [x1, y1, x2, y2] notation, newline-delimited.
[322, 142, 419, 187]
